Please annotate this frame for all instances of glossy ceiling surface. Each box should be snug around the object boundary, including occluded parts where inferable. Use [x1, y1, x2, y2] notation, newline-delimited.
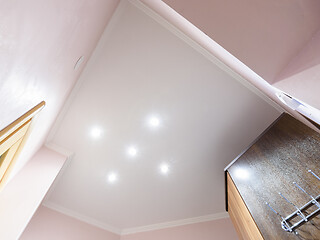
[45, 0, 280, 233]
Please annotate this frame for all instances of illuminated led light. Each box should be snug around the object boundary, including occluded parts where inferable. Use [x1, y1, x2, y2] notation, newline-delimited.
[127, 147, 137, 157]
[149, 116, 160, 127]
[107, 172, 118, 183]
[90, 127, 102, 139]
[160, 163, 170, 175]
[234, 168, 250, 180]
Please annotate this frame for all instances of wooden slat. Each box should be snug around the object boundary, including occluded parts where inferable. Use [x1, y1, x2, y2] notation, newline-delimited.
[0, 101, 45, 191]
[227, 173, 264, 240]
[0, 124, 32, 190]
[0, 101, 45, 142]
[0, 138, 22, 182]
[0, 120, 31, 156]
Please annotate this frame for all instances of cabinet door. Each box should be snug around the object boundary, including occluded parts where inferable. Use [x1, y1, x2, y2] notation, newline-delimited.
[227, 173, 264, 240]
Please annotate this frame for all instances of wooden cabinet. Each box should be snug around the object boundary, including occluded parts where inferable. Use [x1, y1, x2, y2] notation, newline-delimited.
[225, 113, 320, 239]
[227, 173, 263, 240]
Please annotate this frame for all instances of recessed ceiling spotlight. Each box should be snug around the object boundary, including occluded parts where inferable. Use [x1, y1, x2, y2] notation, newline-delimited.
[90, 126, 102, 139]
[147, 115, 161, 129]
[107, 172, 118, 183]
[149, 116, 160, 127]
[160, 163, 170, 175]
[127, 146, 138, 157]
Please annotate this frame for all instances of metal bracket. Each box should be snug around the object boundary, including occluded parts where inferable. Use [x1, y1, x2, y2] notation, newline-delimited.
[266, 170, 320, 234]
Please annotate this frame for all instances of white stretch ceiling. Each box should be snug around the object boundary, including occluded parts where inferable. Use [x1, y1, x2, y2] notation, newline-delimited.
[45, 0, 280, 233]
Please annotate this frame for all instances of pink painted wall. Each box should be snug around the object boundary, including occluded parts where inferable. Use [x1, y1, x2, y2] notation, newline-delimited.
[276, 29, 320, 82]
[0, 0, 119, 178]
[122, 218, 238, 240]
[0, 147, 67, 239]
[273, 29, 320, 111]
[162, 0, 320, 83]
[22, 207, 238, 240]
[20, 206, 120, 240]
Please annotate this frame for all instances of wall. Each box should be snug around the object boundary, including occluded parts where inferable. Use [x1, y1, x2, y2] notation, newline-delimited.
[121, 218, 238, 240]
[0, 147, 67, 240]
[159, 0, 320, 118]
[274, 29, 320, 110]
[20, 206, 120, 240]
[140, 0, 319, 131]
[162, 0, 320, 83]
[0, 0, 119, 180]
[21, 206, 238, 240]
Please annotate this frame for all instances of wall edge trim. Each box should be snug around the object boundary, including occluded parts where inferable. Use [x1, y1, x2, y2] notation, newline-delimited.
[42, 201, 122, 235]
[121, 212, 229, 235]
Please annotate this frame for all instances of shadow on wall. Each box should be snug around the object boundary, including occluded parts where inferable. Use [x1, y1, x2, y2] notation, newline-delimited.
[272, 29, 320, 112]
[275, 29, 320, 82]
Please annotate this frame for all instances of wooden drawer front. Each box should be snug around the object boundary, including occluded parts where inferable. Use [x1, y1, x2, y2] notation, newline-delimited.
[227, 173, 264, 240]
